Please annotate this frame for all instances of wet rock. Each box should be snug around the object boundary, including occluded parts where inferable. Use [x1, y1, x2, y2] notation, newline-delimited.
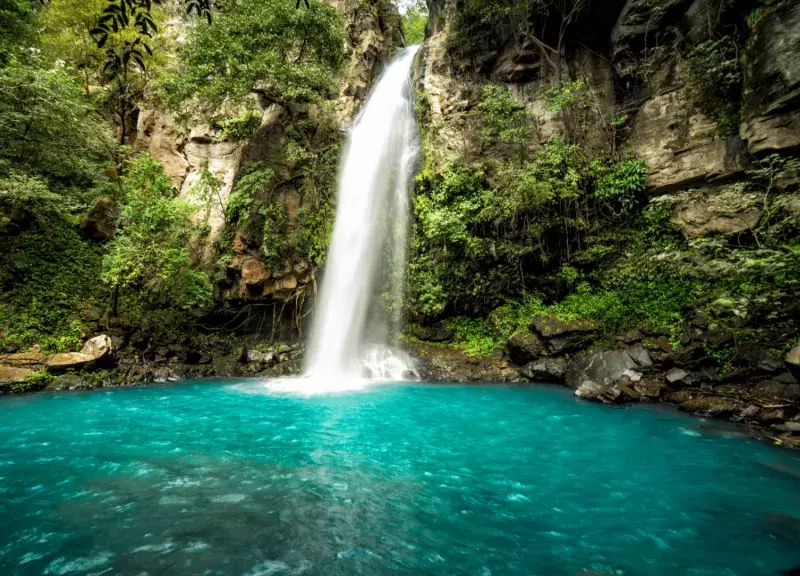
[574, 380, 622, 404]
[519, 357, 568, 383]
[244, 348, 277, 366]
[626, 347, 653, 368]
[740, 405, 761, 420]
[634, 379, 665, 399]
[406, 323, 454, 343]
[507, 329, 547, 365]
[679, 396, 743, 418]
[566, 350, 639, 403]
[50, 374, 90, 391]
[756, 408, 790, 425]
[618, 380, 641, 401]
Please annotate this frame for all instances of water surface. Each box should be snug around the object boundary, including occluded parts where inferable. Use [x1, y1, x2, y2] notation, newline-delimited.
[1, 380, 799, 575]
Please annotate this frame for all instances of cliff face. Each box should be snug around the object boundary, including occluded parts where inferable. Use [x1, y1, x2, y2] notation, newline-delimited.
[133, 0, 404, 337]
[420, 0, 800, 189]
[408, 0, 800, 442]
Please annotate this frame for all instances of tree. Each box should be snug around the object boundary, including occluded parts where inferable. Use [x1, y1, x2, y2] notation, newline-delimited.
[401, 0, 427, 45]
[101, 155, 213, 319]
[0, 58, 117, 208]
[161, 0, 345, 124]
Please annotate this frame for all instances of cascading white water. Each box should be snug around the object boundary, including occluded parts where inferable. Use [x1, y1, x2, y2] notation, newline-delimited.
[304, 46, 420, 384]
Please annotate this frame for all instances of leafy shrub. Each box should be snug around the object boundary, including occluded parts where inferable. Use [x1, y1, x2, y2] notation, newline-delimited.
[102, 155, 213, 314]
[12, 370, 56, 393]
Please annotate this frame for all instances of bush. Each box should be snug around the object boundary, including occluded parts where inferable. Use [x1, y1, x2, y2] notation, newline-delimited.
[12, 370, 56, 393]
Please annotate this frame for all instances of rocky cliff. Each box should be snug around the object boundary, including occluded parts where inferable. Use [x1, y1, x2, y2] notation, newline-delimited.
[407, 0, 800, 445]
[133, 0, 404, 339]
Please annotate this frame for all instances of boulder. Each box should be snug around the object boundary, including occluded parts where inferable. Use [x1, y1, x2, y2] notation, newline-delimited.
[81, 335, 114, 362]
[626, 347, 653, 367]
[756, 408, 790, 425]
[566, 350, 640, 403]
[666, 368, 691, 385]
[754, 380, 788, 400]
[244, 348, 277, 366]
[617, 328, 644, 344]
[50, 374, 90, 391]
[786, 345, 800, 379]
[0, 366, 32, 384]
[531, 313, 598, 355]
[679, 396, 743, 418]
[519, 357, 568, 383]
[241, 258, 271, 286]
[574, 380, 622, 404]
[80, 196, 118, 241]
[46, 335, 115, 373]
[507, 329, 547, 365]
[46, 352, 96, 372]
[772, 422, 800, 435]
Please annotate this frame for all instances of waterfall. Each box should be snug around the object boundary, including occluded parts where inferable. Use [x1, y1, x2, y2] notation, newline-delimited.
[305, 46, 420, 383]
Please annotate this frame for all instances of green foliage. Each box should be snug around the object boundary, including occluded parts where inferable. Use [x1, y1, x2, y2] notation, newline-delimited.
[443, 316, 497, 356]
[161, 0, 345, 123]
[401, 0, 427, 45]
[13, 370, 56, 393]
[589, 156, 648, 210]
[0, 209, 104, 352]
[218, 108, 263, 141]
[545, 79, 587, 113]
[475, 85, 531, 152]
[0, 0, 38, 63]
[0, 58, 117, 208]
[685, 36, 742, 134]
[102, 155, 213, 314]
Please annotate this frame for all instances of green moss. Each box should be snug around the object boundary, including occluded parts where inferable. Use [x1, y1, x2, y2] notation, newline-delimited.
[12, 370, 55, 394]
